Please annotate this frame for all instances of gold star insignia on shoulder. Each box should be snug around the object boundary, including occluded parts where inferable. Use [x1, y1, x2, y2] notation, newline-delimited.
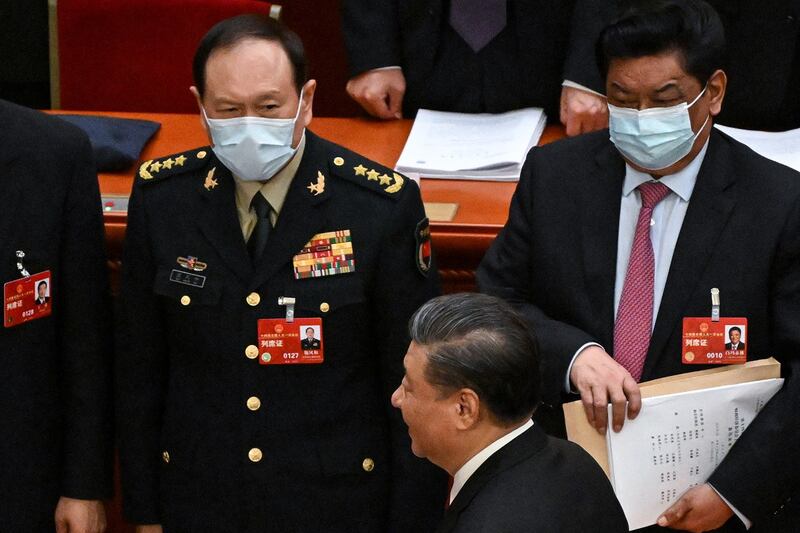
[378, 173, 391, 186]
[354, 164, 367, 176]
[385, 172, 404, 194]
[139, 160, 154, 180]
[162, 158, 175, 170]
[307, 171, 326, 196]
[175, 155, 187, 166]
[366, 169, 380, 181]
[149, 161, 162, 173]
[204, 167, 218, 191]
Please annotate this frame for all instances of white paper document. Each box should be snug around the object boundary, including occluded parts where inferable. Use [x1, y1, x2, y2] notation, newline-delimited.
[606, 378, 784, 530]
[395, 108, 546, 181]
[715, 124, 800, 172]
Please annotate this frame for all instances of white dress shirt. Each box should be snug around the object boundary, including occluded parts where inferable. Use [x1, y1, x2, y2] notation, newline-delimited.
[449, 419, 534, 504]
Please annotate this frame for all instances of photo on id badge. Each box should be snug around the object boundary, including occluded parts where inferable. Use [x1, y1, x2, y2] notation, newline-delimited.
[724, 324, 746, 352]
[301, 325, 321, 351]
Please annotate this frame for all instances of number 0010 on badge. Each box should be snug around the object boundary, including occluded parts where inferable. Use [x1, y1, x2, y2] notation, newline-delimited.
[257, 318, 324, 365]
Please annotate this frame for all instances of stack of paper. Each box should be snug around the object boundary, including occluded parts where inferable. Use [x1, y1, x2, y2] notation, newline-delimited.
[564, 358, 783, 531]
[715, 124, 800, 172]
[607, 378, 783, 529]
[395, 108, 547, 181]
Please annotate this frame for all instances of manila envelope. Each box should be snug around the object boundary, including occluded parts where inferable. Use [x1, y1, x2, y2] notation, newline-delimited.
[563, 357, 781, 477]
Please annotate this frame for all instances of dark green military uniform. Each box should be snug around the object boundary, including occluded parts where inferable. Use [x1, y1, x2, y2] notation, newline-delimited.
[117, 131, 447, 532]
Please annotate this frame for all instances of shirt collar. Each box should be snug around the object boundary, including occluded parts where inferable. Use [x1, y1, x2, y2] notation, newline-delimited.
[234, 132, 306, 217]
[449, 419, 533, 504]
[621, 138, 710, 202]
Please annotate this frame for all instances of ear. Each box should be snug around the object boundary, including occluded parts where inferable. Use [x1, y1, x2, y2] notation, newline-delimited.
[190, 86, 212, 144]
[706, 69, 727, 117]
[299, 79, 317, 128]
[453, 389, 481, 430]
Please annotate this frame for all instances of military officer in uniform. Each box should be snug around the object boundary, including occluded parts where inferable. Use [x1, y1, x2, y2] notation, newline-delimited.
[301, 326, 320, 350]
[0, 99, 112, 532]
[116, 15, 447, 533]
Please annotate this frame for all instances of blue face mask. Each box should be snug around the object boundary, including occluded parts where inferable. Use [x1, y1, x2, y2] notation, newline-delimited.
[202, 89, 304, 182]
[608, 87, 709, 171]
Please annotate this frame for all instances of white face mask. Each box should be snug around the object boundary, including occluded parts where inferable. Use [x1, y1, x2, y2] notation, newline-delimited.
[608, 86, 709, 171]
[203, 89, 305, 181]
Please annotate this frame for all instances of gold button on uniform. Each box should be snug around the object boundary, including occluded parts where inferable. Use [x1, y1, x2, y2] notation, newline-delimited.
[246, 396, 261, 411]
[180, 295, 191, 306]
[197, 150, 207, 159]
[362, 457, 374, 472]
[333, 156, 344, 166]
[319, 302, 330, 313]
[162, 451, 170, 463]
[246, 292, 261, 306]
[248, 448, 263, 462]
[245, 345, 259, 359]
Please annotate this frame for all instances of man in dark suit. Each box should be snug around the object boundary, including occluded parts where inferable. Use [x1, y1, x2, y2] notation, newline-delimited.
[478, 1, 800, 531]
[116, 15, 447, 533]
[35, 279, 50, 305]
[725, 327, 745, 351]
[392, 293, 627, 532]
[341, 0, 575, 121]
[0, 100, 112, 531]
[563, 0, 800, 132]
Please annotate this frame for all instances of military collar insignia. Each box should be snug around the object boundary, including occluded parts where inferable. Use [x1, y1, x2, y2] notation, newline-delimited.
[307, 170, 326, 196]
[204, 167, 218, 191]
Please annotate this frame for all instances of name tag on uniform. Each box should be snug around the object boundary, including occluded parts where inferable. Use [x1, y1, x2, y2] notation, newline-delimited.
[257, 318, 324, 365]
[682, 317, 748, 364]
[4, 270, 53, 328]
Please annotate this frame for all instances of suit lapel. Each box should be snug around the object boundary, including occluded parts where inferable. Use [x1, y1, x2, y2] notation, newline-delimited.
[196, 162, 253, 284]
[248, 133, 332, 291]
[643, 132, 737, 378]
[582, 143, 625, 348]
[437, 425, 548, 533]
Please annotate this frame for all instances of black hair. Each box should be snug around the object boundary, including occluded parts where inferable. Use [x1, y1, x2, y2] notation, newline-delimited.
[729, 326, 742, 335]
[598, 0, 726, 84]
[193, 14, 308, 97]
[409, 293, 540, 425]
[37, 280, 47, 289]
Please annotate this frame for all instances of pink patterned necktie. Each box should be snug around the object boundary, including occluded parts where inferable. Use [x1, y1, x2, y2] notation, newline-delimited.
[614, 181, 671, 381]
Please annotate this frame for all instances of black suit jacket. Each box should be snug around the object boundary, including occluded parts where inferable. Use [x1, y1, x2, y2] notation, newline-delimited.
[117, 131, 447, 532]
[725, 342, 745, 351]
[436, 425, 627, 533]
[341, 0, 575, 119]
[0, 100, 113, 530]
[564, 0, 800, 131]
[478, 129, 800, 531]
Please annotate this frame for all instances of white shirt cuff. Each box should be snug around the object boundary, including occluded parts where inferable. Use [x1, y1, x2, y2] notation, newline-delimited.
[565, 342, 605, 393]
[370, 65, 402, 72]
[708, 483, 752, 529]
[562, 79, 606, 98]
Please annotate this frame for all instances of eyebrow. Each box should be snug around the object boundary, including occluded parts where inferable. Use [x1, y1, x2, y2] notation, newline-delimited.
[654, 82, 682, 95]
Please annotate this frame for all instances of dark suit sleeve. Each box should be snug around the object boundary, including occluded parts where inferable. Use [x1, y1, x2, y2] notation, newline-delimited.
[57, 130, 113, 499]
[373, 180, 448, 532]
[563, 0, 620, 94]
[341, 0, 402, 77]
[477, 153, 598, 400]
[708, 199, 800, 523]
[116, 184, 169, 523]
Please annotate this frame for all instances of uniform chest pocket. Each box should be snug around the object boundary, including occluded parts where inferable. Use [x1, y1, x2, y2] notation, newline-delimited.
[291, 273, 366, 315]
[153, 267, 221, 309]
